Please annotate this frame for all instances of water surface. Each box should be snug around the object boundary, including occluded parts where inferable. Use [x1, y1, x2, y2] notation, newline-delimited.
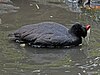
[0, 0, 100, 75]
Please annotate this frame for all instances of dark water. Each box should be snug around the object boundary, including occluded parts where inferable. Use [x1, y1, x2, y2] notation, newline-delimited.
[0, 0, 100, 75]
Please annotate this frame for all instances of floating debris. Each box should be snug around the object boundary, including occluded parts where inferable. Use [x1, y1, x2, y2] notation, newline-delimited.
[80, 48, 82, 51]
[50, 15, 53, 18]
[65, 70, 70, 72]
[78, 73, 81, 75]
[89, 59, 93, 64]
[30, 3, 33, 6]
[32, 70, 40, 73]
[83, 70, 86, 73]
[35, 4, 40, 9]
[20, 43, 26, 47]
[15, 40, 20, 43]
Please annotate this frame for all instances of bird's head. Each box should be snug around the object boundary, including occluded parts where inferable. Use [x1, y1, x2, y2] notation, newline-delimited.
[70, 23, 91, 38]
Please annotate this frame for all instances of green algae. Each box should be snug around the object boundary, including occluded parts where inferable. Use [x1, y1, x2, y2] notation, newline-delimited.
[88, 49, 100, 57]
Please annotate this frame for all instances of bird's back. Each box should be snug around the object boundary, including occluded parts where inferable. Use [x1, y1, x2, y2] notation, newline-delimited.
[9, 22, 82, 47]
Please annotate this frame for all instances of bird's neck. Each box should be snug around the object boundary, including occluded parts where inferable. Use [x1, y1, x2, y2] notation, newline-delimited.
[68, 29, 77, 37]
[68, 29, 81, 38]
[68, 29, 82, 45]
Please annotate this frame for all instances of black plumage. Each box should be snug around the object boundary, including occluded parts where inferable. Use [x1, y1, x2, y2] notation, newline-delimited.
[9, 22, 87, 47]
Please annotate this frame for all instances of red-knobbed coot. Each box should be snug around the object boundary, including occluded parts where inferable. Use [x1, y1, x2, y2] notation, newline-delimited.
[9, 22, 90, 47]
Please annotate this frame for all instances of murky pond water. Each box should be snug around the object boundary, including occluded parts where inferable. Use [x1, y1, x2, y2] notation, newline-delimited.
[0, 0, 100, 75]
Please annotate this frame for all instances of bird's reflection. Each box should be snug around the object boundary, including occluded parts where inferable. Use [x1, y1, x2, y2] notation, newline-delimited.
[16, 44, 87, 65]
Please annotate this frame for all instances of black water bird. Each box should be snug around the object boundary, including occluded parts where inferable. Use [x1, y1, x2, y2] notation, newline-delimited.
[9, 22, 90, 48]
